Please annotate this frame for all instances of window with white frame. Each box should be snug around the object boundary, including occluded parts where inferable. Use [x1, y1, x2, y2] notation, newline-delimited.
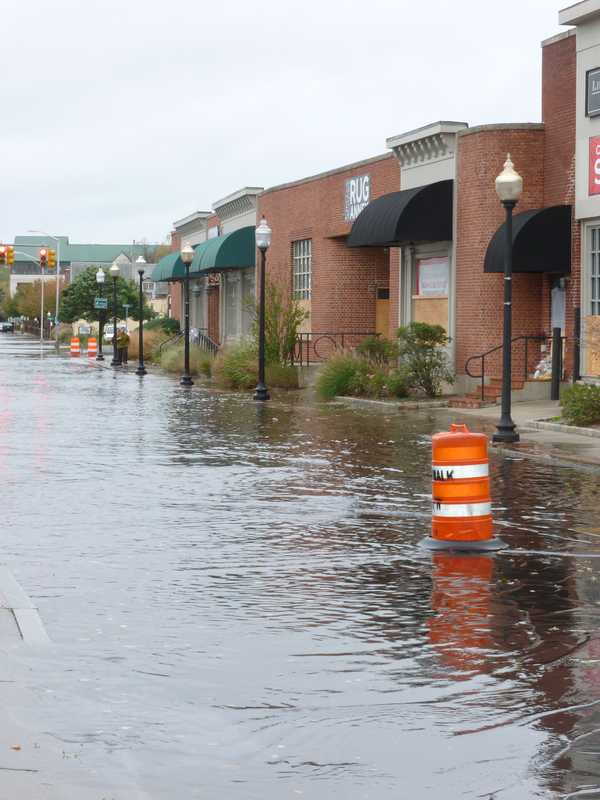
[591, 226, 600, 315]
[292, 239, 312, 300]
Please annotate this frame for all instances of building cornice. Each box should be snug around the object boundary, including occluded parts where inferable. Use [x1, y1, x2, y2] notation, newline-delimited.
[173, 211, 211, 229]
[560, 0, 600, 26]
[386, 121, 468, 169]
[212, 187, 263, 221]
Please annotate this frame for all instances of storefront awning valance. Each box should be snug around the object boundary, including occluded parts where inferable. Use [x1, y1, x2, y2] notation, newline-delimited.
[151, 226, 256, 282]
[347, 180, 454, 247]
[189, 225, 255, 275]
[151, 252, 180, 282]
[484, 205, 572, 274]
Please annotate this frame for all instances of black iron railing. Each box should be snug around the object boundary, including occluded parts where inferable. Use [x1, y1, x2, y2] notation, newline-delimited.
[158, 328, 220, 356]
[292, 331, 380, 367]
[465, 333, 565, 401]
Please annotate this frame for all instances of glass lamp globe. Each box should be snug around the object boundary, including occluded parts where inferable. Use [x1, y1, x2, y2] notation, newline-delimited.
[181, 243, 194, 264]
[495, 154, 523, 203]
[256, 217, 272, 251]
[96, 268, 105, 284]
[109, 262, 120, 278]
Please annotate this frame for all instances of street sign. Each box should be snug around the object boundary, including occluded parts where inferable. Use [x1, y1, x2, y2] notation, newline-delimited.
[94, 297, 108, 310]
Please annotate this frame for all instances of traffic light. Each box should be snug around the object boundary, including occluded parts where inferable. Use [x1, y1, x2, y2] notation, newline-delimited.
[6, 246, 14, 266]
[47, 249, 56, 269]
[39, 247, 48, 267]
[0, 246, 6, 266]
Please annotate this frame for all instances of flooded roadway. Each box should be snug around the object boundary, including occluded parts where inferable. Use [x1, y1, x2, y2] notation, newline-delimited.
[1, 333, 600, 798]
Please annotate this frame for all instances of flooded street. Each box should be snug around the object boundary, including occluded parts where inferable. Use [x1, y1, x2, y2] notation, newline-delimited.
[2, 334, 600, 798]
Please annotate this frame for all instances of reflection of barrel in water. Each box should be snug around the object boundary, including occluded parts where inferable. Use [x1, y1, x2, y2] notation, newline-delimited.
[428, 553, 495, 678]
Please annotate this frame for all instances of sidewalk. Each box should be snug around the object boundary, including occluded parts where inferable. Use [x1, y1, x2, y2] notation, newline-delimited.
[436, 400, 600, 470]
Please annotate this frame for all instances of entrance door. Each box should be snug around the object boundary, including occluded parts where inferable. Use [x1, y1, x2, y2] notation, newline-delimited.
[375, 288, 389, 337]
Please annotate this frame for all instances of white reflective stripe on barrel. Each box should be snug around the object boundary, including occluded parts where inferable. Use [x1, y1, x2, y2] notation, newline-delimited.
[432, 501, 492, 517]
[432, 463, 489, 481]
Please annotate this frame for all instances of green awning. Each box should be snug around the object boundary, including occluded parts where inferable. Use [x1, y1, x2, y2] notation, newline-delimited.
[189, 226, 255, 275]
[151, 252, 181, 282]
[151, 226, 256, 282]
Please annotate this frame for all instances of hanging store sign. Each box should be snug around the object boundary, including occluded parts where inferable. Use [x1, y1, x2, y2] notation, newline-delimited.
[589, 136, 600, 196]
[587, 68, 600, 117]
[344, 174, 371, 222]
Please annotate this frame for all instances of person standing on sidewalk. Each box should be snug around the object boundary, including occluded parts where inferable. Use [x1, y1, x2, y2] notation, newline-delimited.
[116, 328, 130, 365]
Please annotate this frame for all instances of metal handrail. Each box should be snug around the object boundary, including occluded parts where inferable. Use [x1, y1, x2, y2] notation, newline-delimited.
[157, 332, 183, 354]
[465, 334, 549, 401]
[292, 331, 380, 367]
[194, 330, 219, 355]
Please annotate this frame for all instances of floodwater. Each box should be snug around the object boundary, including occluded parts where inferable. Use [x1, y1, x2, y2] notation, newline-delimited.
[1, 334, 600, 799]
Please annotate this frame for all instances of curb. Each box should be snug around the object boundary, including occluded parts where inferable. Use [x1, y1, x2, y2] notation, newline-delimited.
[334, 396, 449, 410]
[0, 567, 49, 645]
[526, 418, 600, 439]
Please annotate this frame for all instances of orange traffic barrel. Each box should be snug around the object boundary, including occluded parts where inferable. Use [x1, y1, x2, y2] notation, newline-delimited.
[70, 337, 80, 357]
[87, 337, 97, 357]
[421, 423, 505, 551]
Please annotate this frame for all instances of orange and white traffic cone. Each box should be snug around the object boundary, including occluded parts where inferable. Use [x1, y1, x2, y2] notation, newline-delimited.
[70, 337, 80, 357]
[87, 337, 97, 358]
[421, 423, 505, 551]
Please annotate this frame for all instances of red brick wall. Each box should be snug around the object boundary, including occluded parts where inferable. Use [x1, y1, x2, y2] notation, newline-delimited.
[455, 126, 546, 381]
[258, 154, 400, 340]
[542, 32, 578, 375]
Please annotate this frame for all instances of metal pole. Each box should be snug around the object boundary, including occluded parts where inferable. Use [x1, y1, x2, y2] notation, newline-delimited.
[180, 265, 193, 386]
[493, 201, 519, 443]
[111, 277, 119, 366]
[97, 281, 104, 361]
[253, 247, 270, 401]
[551, 326, 562, 401]
[40, 265, 44, 344]
[573, 306, 581, 383]
[55, 238, 61, 351]
[136, 270, 147, 376]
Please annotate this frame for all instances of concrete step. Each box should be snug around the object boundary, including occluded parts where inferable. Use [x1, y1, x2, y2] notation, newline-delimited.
[448, 397, 496, 409]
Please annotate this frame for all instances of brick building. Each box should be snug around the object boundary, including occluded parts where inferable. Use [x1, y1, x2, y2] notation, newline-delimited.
[158, 3, 600, 397]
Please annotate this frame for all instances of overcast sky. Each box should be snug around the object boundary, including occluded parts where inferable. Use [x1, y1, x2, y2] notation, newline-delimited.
[1, 0, 565, 245]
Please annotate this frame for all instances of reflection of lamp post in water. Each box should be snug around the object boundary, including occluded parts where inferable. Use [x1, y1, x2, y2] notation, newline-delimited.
[180, 243, 195, 387]
[110, 261, 120, 367]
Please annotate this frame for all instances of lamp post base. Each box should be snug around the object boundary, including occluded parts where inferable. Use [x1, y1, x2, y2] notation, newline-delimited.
[180, 374, 194, 387]
[253, 383, 270, 402]
[96, 354, 104, 362]
[136, 365, 147, 376]
[492, 424, 520, 444]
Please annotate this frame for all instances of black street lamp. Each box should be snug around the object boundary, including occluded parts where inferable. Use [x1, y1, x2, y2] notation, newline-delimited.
[493, 154, 523, 445]
[254, 217, 272, 402]
[109, 261, 120, 367]
[96, 267, 105, 361]
[180, 242, 195, 387]
[136, 257, 147, 376]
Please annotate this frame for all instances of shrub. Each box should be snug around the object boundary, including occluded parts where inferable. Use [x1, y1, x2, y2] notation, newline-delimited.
[159, 343, 214, 377]
[315, 352, 363, 400]
[145, 316, 180, 335]
[561, 383, 600, 426]
[355, 336, 399, 366]
[397, 322, 454, 397]
[250, 281, 308, 365]
[213, 341, 258, 390]
[386, 367, 411, 398]
[266, 362, 299, 389]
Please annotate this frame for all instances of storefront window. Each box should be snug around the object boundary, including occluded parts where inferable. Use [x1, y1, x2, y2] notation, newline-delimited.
[224, 273, 240, 339]
[411, 256, 449, 332]
[292, 239, 312, 300]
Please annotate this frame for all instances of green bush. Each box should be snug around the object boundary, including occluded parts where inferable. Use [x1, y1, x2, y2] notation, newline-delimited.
[386, 367, 411, 398]
[266, 362, 299, 389]
[316, 352, 363, 400]
[561, 383, 600, 426]
[355, 336, 399, 366]
[397, 322, 454, 397]
[159, 343, 214, 377]
[145, 316, 180, 335]
[250, 281, 308, 365]
[213, 341, 258, 390]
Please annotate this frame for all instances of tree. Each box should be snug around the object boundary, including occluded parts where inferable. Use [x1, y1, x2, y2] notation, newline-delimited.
[59, 266, 155, 324]
[12, 280, 59, 320]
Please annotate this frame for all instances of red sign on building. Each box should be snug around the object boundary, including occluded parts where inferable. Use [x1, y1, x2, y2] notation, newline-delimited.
[590, 135, 600, 195]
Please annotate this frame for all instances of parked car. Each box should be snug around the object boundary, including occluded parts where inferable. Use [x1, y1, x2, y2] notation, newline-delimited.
[103, 323, 127, 342]
[0, 322, 14, 332]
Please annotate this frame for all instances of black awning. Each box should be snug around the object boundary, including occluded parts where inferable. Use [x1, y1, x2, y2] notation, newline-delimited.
[484, 205, 572, 274]
[347, 180, 453, 247]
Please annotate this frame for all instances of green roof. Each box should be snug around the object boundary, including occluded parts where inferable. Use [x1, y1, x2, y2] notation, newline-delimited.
[152, 227, 256, 282]
[12, 236, 146, 265]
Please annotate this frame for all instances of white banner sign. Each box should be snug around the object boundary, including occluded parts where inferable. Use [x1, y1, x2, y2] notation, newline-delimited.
[418, 257, 449, 296]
